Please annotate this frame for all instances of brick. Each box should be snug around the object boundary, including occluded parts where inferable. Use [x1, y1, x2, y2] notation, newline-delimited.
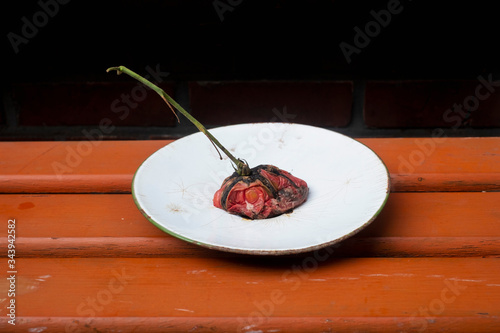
[189, 81, 352, 127]
[364, 80, 500, 128]
[13, 82, 176, 127]
[0, 98, 3, 126]
[0, 136, 57, 142]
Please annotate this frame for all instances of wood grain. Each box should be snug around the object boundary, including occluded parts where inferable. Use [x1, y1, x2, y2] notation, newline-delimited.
[1, 137, 499, 332]
[2, 192, 500, 238]
[3, 316, 500, 333]
[5, 236, 500, 258]
[1, 138, 499, 193]
[1, 258, 498, 318]
[1, 192, 500, 258]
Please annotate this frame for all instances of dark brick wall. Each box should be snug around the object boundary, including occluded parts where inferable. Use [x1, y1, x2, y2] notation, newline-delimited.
[189, 81, 353, 127]
[2, 0, 500, 140]
[365, 79, 500, 129]
[13, 82, 176, 127]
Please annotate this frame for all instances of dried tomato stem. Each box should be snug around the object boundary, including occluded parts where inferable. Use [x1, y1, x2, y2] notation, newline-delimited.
[106, 66, 250, 176]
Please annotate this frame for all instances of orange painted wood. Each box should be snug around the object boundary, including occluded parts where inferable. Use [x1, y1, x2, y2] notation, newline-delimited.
[2, 192, 500, 238]
[360, 137, 500, 192]
[1, 258, 498, 321]
[0, 174, 133, 194]
[1, 138, 499, 332]
[1, 138, 499, 193]
[358, 137, 500, 174]
[0, 140, 171, 193]
[1, 192, 500, 257]
[5, 236, 500, 259]
[3, 316, 500, 333]
[390, 172, 500, 192]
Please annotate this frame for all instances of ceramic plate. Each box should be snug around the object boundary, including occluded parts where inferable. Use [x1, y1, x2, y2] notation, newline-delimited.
[132, 123, 390, 255]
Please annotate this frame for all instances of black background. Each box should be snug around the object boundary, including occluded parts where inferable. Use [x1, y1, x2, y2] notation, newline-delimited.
[4, 0, 500, 83]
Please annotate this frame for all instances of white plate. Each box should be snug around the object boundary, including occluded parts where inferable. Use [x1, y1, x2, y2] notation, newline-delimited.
[132, 123, 390, 255]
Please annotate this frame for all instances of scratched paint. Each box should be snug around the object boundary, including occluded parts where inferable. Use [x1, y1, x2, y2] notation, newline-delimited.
[0, 275, 52, 298]
[187, 269, 208, 274]
[175, 308, 194, 313]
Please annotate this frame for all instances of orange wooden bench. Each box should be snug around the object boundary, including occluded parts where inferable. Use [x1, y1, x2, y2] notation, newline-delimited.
[1, 137, 499, 332]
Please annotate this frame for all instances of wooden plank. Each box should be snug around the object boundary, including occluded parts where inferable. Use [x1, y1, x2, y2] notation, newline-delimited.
[2, 316, 500, 333]
[0, 194, 164, 238]
[0, 140, 170, 177]
[361, 137, 500, 192]
[1, 138, 498, 333]
[2, 192, 499, 238]
[0, 174, 133, 194]
[6, 236, 500, 258]
[1, 258, 499, 320]
[2, 192, 500, 257]
[1, 138, 499, 193]
[358, 137, 500, 174]
[0, 140, 170, 194]
[390, 172, 500, 192]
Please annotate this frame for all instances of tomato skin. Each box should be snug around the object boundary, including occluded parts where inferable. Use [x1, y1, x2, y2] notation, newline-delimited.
[213, 165, 308, 219]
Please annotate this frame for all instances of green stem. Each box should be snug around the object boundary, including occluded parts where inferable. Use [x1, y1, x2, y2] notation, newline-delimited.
[107, 66, 250, 176]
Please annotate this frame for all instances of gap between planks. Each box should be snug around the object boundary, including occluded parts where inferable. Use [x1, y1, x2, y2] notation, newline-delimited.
[1, 172, 500, 193]
[3, 236, 500, 258]
[2, 316, 500, 333]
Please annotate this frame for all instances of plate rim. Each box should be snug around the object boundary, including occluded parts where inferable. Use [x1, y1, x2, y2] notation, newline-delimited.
[131, 122, 391, 255]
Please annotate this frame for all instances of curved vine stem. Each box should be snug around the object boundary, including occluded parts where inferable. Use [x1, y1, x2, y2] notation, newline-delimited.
[107, 66, 250, 176]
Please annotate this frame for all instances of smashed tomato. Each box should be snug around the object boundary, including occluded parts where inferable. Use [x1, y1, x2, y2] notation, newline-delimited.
[213, 165, 308, 219]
